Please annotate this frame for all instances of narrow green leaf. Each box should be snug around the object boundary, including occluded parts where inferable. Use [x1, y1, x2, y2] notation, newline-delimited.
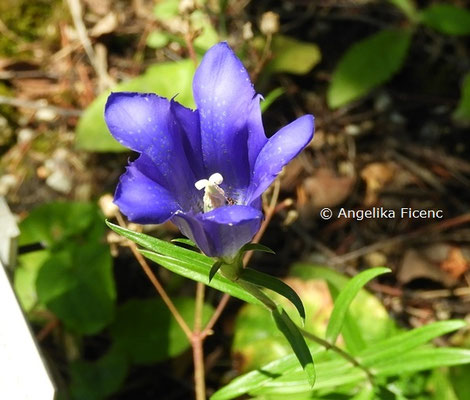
[249, 347, 470, 396]
[249, 358, 363, 396]
[373, 348, 470, 376]
[209, 260, 223, 283]
[106, 221, 262, 305]
[419, 4, 470, 36]
[291, 264, 396, 347]
[106, 221, 211, 266]
[453, 72, 470, 125]
[239, 242, 276, 255]
[141, 250, 261, 306]
[325, 282, 366, 354]
[272, 307, 315, 387]
[327, 29, 411, 109]
[213, 319, 467, 399]
[210, 348, 327, 400]
[260, 87, 285, 113]
[326, 267, 390, 344]
[359, 320, 467, 366]
[171, 237, 198, 248]
[241, 268, 305, 321]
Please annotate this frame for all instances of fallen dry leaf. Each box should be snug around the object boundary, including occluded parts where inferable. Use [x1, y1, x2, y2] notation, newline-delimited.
[398, 244, 469, 287]
[89, 12, 118, 37]
[361, 162, 396, 205]
[301, 168, 356, 209]
[440, 247, 469, 279]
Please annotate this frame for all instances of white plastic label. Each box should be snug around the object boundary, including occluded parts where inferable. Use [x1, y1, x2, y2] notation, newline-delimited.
[0, 261, 56, 400]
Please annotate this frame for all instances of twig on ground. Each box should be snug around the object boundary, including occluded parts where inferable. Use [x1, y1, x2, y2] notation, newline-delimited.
[0, 95, 82, 117]
[65, 0, 114, 91]
[328, 213, 470, 265]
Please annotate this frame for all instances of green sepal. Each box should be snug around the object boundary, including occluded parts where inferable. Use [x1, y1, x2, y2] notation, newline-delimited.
[209, 260, 223, 283]
[239, 242, 276, 255]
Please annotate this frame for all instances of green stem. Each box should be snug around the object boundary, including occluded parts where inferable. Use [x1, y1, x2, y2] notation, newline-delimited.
[193, 282, 206, 400]
[299, 329, 375, 384]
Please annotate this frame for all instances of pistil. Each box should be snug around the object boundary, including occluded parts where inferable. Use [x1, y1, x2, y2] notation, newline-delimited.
[195, 173, 227, 212]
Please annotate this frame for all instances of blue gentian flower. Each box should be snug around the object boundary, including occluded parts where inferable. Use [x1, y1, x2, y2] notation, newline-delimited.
[105, 42, 314, 261]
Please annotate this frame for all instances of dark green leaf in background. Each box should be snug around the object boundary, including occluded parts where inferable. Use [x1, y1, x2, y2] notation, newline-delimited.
[327, 29, 412, 109]
[69, 346, 128, 400]
[15, 202, 114, 328]
[420, 4, 470, 36]
[453, 72, 470, 125]
[19, 202, 104, 247]
[110, 297, 213, 364]
[36, 243, 116, 334]
[266, 35, 321, 76]
[14, 250, 50, 312]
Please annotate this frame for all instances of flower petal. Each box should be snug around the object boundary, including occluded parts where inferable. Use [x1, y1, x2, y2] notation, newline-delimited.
[247, 94, 268, 173]
[248, 115, 314, 201]
[105, 92, 199, 208]
[172, 205, 263, 259]
[170, 100, 205, 179]
[114, 154, 180, 224]
[193, 42, 255, 192]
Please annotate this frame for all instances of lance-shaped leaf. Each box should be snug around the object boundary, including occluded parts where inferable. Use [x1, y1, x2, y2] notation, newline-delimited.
[272, 307, 315, 387]
[106, 221, 262, 305]
[359, 319, 467, 366]
[326, 267, 390, 345]
[139, 250, 261, 306]
[374, 347, 470, 376]
[171, 237, 197, 247]
[240, 268, 305, 322]
[212, 319, 466, 399]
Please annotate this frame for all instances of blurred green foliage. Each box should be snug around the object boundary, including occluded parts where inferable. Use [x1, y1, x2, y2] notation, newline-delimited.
[75, 60, 196, 152]
[0, 0, 61, 56]
[233, 265, 395, 372]
[453, 72, 470, 126]
[327, 29, 411, 109]
[328, 1, 470, 109]
[110, 297, 213, 364]
[419, 4, 470, 36]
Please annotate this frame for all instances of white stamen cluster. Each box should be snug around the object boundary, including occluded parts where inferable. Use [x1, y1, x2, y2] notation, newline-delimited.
[195, 173, 227, 212]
